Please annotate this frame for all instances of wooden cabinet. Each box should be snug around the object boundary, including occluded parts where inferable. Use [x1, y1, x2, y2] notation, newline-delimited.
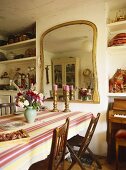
[52, 57, 79, 89]
[107, 99, 126, 162]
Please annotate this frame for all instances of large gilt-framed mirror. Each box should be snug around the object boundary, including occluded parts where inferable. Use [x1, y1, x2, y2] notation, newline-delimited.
[40, 20, 100, 103]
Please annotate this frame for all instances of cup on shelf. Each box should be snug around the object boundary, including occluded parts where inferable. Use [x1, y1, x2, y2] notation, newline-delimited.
[7, 52, 16, 60]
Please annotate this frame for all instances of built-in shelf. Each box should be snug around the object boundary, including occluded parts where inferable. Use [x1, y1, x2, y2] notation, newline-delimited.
[0, 38, 36, 50]
[0, 56, 36, 64]
[107, 20, 126, 33]
[107, 45, 126, 53]
[108, 93, 126, 97]
[107, 20, 126, 52]
[0, 90, 18, 95]
[108, 45, 126, 49]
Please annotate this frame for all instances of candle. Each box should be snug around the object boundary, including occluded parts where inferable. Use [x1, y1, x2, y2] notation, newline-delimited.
[70, 85, 73, 91]
[65, 85, 69, 91]
[54, 84, 58, 91]
[63, 85, 66, 91]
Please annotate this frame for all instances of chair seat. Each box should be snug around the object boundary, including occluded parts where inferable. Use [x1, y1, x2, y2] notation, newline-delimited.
[0, 102, 16, 116]
[67, 113, 102, 170]
[29, 157, 49, 170]
[68, 134, 83, 147]
[115, 129, 126, 170]
[115, 129, 126, 139]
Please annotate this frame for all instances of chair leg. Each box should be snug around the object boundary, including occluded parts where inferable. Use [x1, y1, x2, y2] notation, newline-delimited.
[67, 143, 86, 170]
[67, 161, 76, 170]
[67, 160, 86, 170]
[115, 142, 119, 170]
[87, 148, 102, 169]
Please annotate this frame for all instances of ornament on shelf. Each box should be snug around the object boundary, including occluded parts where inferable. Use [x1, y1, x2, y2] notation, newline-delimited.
[109, 69, 126, 93]
[116, 9, 126, 22]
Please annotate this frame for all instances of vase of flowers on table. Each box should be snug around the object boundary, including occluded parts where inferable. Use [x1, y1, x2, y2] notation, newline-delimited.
[15, 90, 44, 123]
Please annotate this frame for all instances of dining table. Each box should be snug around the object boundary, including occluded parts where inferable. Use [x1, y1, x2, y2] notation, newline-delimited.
[0, 110, 93, 170]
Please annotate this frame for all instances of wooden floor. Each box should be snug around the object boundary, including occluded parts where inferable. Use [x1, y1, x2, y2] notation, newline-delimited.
[64, 157, 126, 170]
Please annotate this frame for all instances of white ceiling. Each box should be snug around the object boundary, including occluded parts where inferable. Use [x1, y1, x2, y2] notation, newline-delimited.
[0, 0, 87, 36]
[0, 0, 126, 36]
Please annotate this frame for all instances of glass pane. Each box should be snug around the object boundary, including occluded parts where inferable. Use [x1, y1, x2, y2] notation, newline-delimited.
[54, 65, 62, 88]
[66, 64, 75, 87]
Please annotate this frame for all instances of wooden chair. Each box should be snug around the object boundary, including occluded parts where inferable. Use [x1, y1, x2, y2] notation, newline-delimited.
[67, 113, 101, 170]
[29, 118, 69, 170]
[0, 103, 16, 116]
[115, 129, 126, 170]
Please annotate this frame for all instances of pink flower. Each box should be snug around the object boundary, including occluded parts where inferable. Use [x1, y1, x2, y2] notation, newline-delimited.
[79, 88, 87, 97]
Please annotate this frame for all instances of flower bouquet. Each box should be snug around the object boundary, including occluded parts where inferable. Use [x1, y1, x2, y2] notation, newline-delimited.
[79, 88, 92, 101]
[15, 90, 44, 110]
[79, 88, 88, 100]
[15, 90, 44, 123]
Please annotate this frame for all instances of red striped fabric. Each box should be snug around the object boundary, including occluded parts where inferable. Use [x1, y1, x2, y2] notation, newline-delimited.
[0, 111, 93, 168]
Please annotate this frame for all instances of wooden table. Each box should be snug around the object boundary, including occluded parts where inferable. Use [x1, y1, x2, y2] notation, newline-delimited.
[0, 110, 93, 170]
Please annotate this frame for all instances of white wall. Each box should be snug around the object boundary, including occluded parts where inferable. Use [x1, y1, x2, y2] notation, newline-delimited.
[36, 0, 108, 156]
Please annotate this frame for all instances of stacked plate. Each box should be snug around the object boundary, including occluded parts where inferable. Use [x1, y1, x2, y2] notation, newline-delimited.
[108, 33, 126, 47]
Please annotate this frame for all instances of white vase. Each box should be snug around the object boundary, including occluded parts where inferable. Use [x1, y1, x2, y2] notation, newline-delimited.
[24, 106, 37, 123]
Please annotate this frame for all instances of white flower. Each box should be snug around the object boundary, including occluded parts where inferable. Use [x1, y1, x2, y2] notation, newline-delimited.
[18, 101, 24, 107]
[40, 100, 44, 105]
[24, 100, 29, 106]
[39, 93, 43, 98]
[39, 93, 43, 99]
[82, 88, 87, 91]
[33, 91, 38, 94]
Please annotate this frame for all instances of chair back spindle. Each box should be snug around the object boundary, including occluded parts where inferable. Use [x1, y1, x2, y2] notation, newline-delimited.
[67, 113, 101, 170]
[29, 118, 69, 170]
[0, 103, 16, 116]
[78, 113, 100, 157]
[48, 118, 69, 170]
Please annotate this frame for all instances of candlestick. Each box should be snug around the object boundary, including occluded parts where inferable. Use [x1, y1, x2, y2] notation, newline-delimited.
[70, 85, 74, 100]
[63, 85, 66, 101]
[52, 89, 59, 112]
[70, 85, 73, 91]
[63, 85, 66, 90]
[63, 89, 71, 112]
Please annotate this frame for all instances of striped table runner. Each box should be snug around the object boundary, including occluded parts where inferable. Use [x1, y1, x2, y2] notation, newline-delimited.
[0, 110, 93, 170]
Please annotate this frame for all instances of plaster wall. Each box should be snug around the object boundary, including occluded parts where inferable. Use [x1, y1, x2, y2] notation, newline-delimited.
[36, 0, 108, 156]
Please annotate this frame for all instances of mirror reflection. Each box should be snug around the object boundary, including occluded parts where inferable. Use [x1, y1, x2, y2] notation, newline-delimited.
[41, 20, 99, 102]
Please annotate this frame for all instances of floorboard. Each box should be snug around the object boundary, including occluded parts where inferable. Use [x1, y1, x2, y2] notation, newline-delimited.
[64, 156, 126, 170]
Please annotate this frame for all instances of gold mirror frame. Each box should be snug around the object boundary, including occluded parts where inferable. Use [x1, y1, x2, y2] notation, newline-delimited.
[40, 20, 100, 103]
